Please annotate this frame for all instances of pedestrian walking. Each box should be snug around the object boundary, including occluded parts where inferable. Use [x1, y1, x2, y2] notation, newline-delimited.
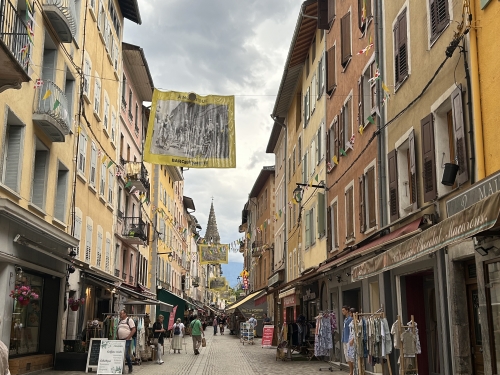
[213, 316, 218, 335]
[117, 309, 136, 374]
[172, 318, 185, 354]
[190, 316, 205, 355]
[152, 315, 165, 364]
[248, 314, 257, 337]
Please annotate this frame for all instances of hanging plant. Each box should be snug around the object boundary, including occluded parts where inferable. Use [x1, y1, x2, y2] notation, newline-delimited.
[10, 285, 39, 306]
[68, 297, 85, 311]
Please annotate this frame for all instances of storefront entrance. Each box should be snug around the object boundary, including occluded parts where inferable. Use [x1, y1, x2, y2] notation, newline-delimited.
[342, 288, 360, 312]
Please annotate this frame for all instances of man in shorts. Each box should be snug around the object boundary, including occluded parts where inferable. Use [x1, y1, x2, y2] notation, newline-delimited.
[341, 306, 354, 375]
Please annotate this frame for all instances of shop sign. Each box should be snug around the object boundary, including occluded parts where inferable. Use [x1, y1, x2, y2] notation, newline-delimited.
[96, 340, 126, 374]
[302, 282, 318, 302]
[262, 325, 275, 347]
[278, 288, 295, 299]
[352, 191, 500, 281]
[240, 307, 264, 319]
[447, 170, 500, 217]
[268, 271, 283, 287]
[283, 295, 296, 307]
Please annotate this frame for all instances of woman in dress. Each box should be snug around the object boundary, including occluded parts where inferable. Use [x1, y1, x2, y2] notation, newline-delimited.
[172, 318, 185, 354]
[152, 315, 165, 364]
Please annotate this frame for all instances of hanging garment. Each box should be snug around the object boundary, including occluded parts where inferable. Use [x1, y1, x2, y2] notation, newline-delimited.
[347, 320, 356, 359]
[381, 318, 392, 356]
[401, 330, 417, 357]
[390, 320, 400, 349]
[315, 315, 334, 357]
[362, 318, 368, 358]
[330, 312, 337, 331]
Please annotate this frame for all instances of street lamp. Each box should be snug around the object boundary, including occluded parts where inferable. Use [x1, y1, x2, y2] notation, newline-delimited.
[293, 186, 303, 203]
[158, 252, 173, 262]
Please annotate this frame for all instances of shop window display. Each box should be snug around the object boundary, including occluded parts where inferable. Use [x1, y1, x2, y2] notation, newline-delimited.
[10, 272, 44, 356]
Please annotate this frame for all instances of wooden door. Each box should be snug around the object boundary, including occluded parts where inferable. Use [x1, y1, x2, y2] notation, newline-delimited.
[467, 284, 484, 375]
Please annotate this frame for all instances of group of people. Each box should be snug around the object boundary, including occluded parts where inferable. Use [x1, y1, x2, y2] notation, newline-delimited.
[212, 314, 227, 335]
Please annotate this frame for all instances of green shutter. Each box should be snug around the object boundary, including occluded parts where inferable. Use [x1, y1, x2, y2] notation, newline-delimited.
[318, 192, 326, 238]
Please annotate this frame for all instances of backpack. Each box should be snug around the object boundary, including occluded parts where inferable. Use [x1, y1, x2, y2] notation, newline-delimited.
[126, 317, 137, 338]
[174, 324, 181, 335]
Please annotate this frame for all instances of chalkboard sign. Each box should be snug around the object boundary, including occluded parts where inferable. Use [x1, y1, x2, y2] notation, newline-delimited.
[85, 338, 107, 373]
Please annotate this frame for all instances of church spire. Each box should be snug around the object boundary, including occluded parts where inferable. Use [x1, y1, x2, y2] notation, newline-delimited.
[204, 199, 220, 244]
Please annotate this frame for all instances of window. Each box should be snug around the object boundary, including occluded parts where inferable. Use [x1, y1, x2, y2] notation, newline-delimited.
[292, 147, 296, 175]
[134, 103, 139, 132]
[2, 122, 23, 192]
[311, 74, 317, 113]
[96, 227, 103, 268]
[121, 75, 127, 105]
[318, 52, 326, 98]
[105, 236, 111, 271]
[296, 91, 302, 129]
[358, 0, 372, 32]
[111, 109, 116, 143]
[345, 185, 354, 241]
[394, 9, 408, 87]
[128, 89, 133, 114]
[108, 168, 114, 204]
[359, 166, 377, 232]
[327, 44, 336, 93]
[31, 142, 48, 209]
[302, 151, 308, 183]
[97, 0, 104, 30]
[78, 131, 87, 175]
[90, 142, 97, 186]
[341, 12, 351, 68]
[310, 141, 316, 175]
[327, 199, 339, 251]
[94, 73, 101, 116]
[317, 125, 323, 163]
[104, 15, 111, 51]
[99, 162, 106, 197]
[359, 61, 377, 127]
[304, 87, 310, 126]
[326, 117, 338, 171]
[341, 97, 353, 152]
[103, 93, 110, 131]
[429, 0, 449, 41]
[54, 162, 69, 222]
[108, 0, 121, 37]
[85, 218, 93, 263]
[318, 192, 326, 238]
[83, 56, 91, 99]
[328, 0, 336, 25]
[305, 206, 316, 248]
[113, 40, 119, 71]
[298, 136, 302, 164]
[74, 208, 82, 255]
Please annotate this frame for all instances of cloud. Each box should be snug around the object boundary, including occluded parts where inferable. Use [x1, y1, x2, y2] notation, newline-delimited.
[124, 0, 299, 260]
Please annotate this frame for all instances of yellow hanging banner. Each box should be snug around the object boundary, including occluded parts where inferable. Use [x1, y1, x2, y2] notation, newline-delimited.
[198, 244, 229, 265]
[144, 90, 236, 168]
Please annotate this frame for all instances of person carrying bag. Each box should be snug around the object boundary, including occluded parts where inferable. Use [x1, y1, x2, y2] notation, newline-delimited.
[152, 315, 165, 365]
[190, 316, 205, 355]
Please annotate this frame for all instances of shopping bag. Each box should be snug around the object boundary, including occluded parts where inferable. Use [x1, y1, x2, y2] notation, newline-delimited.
[201, 337, 206, 347]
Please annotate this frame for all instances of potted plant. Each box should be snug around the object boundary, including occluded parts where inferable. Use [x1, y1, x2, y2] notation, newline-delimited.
[68, 297, 85, 311]
[10, 285, 39, 306]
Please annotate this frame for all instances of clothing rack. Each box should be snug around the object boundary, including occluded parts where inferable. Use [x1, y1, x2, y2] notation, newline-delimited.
[352, 311, 393, 375]
[102, 313, 149, 317]
[397, 315, 417, 375]
[318, 310, 339, 372]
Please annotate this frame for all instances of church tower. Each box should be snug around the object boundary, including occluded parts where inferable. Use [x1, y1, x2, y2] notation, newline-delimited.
[204, 200, 220, 244]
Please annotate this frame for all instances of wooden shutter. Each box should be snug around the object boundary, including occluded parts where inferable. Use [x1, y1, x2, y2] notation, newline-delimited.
[394, 19, 400, 84]
[85, 224, 92, 262]
[90, 143, 97, 184]
[327, 205, 332, 251]
[396, 10, 408, 83]
[54, 169, 68, 221]
[339, 109, 344, 153]
[346, 186, 354, 239]
[451, 86, 468, 184]
[32, 150, 48, 208]
[421, 114, 437, 202]
[341, 12, 351, 67]
[359, 175, 365, 232]
[327, 45, 336, 92]
[430, 0, 449, 38]
[326, 127, 331, 169]
[305, 210, 311, 247]
[318, 0, 329, 29]
[318, 193, 326, 237]
[334, 118, 339, 159]
[366, 167, 377, 228]
[388, 149, 399, 222]
[333, 201, 338, 248]
[4, 126, 22, 191]
[358, 76, 364, 126]
[408, 129, 418, 210]
[328, 0, 335, 24]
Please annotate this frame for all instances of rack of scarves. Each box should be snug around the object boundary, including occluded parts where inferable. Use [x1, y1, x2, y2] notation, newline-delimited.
[316, 311, 339, 372]
[391, 315, 420, 375]
[352, 311, 393, 375]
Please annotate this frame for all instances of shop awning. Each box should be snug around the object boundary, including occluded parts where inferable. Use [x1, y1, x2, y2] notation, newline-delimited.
[317, 217, 423, 273]
[226, 289, 265, 313]
[352, 190, 500, 281]
[123, 300, 173, 312]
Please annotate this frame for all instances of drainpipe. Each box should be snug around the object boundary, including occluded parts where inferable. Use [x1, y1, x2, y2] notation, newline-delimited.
[467, 5, 485, 182]
[375, 0, 387, 227]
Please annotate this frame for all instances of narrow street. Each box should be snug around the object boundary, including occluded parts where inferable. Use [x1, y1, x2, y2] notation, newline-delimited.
[43, 334, 343, 375]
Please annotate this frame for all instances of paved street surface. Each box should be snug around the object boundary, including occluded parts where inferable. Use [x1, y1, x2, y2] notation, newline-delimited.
[42, 333, 344, 375]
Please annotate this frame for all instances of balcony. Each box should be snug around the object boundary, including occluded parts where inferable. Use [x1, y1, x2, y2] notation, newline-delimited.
[43, 0, 77, 43]
[114, 269, 120, 277]
[122, 272, 127, 280]
[0, 0, 31, 92]
[33, 80, 71, 142]
[125, 162, 150, 193]
[122, 217, 148, 245]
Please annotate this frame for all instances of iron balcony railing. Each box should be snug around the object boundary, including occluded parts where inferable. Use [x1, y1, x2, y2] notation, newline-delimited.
[0, 0, 31, 73]
[114, 269, 120, 277]
[129, 275, 134, 284]
[122, 272, 127, 280]
[35, 80, 71, 133]
[122, 217, 148, 242]
[125, 162, 150, 191]
[44, 0, 77, 38]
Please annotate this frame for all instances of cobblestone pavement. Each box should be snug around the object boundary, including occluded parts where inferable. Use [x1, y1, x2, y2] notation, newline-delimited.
[42, 333, 345, 375]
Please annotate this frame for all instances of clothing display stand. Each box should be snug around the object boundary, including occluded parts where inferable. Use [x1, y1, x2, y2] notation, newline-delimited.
[351, 310, 393, 375]
[397, 315, 417, 375]
[317, 310, 339, 372]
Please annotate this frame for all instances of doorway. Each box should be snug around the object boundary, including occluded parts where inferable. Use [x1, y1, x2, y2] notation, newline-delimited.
[342, 288, 360, 312]
[465, 261, 484, 375]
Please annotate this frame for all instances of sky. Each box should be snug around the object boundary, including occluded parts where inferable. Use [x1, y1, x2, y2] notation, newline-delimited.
[123, 0, 300, 280]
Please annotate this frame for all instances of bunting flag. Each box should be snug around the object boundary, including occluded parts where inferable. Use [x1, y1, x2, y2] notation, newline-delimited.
[33, 79, 43, 89]
[124, 180, 132, 189]
[101, 154, 108, 164]
[367, 115, 375, 124]
[278, 209, 282, 217]
[368, 67, 380, 83]
[350, 134, 356, 144]
[359, 125, 364, 135]
[263, 221, 267, 229]
[382, 81, 390, 94]
[315, 174, 319, 182]
[53, 99, 60, 110]
[292, 198, 298, 204]
[332, 155, 339, 165]
[340, 148, 347, 156]
[42, 90, 51, 100]
[20, 45, 29, 58]
[288, 202, 293, 209]
[345, 141, 354, 151]
[327, 161, 333, 170]
[107, 160, 114, 168]
[357, 41, 374, 55]
[309, 180, 313, 187]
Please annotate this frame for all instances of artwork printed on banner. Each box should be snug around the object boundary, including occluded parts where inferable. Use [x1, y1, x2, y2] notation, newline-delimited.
[198, 244, 229, 264]
[144, 90, 236, 168]
[209, 276, 228, 291]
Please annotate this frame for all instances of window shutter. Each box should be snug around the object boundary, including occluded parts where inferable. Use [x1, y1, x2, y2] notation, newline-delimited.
[303, 93, 307, 127]
[318, 193, 326, 238]
[436, 0, 449, 33]
[85, 224, 92, 263]
[334, 118, 339, 160]
[90, 143, 97, 185]
[4, 126, 22, 191]
[451, 86, 468, 184]
[346, 186, 354, 239]
[341, 12, 351, 67]
[408, 129, 418, 210]
[367, 167, 377, 228]
[421, 114, 437, 202]
[333, 201, 338, 248]
[358, 76, 364, 126]
[397, 10, 408, 81]
[97, 231, 103, 268]
[327, 205, 332, 251]
[339, 110, 344, 153]
[394, 20, 400, 84]
[328, 0, 335, 24]
[317, 64, 321, 100]
[32, 150, 48, 208]
[54, 170, 68, 222]
[305, 210, 310, 247]
[430, 0, 438, 37]
[327, 45, 336, 92]
[326, 127, 331, 169]
[359, 175, 365, 232]
[388, 149, 399, 222]
[358, 0, 364, 30]
[318, 0, 329, 29]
